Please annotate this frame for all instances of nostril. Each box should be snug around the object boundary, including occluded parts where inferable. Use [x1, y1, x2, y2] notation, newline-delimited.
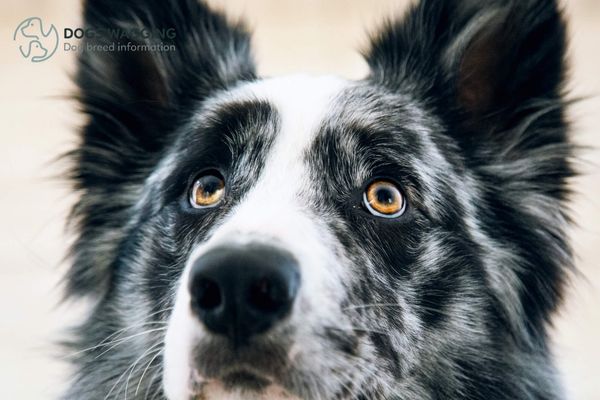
[193, 278, 222, 311]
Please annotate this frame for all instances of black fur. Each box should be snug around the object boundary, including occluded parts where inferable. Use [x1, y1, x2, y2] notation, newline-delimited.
[64, 0, 574, 399]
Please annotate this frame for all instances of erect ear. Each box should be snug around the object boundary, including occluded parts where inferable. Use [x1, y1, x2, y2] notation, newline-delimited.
[68, 0, 255, 296]
[76, 0, 255, 158]
[365, 0, 567, 147]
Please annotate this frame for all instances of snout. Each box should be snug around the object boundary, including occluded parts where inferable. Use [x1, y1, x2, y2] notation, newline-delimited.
[163, 206, 345, 399]
[188, 244, 301, 345]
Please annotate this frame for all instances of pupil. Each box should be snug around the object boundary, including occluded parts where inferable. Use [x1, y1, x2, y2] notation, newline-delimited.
[376, 188, 394, 204]
[200, 176, 220, 196]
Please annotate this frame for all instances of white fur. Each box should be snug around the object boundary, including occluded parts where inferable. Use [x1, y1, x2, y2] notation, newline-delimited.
[163, 75, 351, 400]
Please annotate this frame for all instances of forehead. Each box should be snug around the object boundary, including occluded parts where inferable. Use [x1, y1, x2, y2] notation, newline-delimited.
[196, 75, 434, 170]
[204, 75, 349, 159]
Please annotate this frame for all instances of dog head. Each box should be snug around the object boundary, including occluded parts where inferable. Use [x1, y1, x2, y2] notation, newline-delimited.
[66, 0, 572, 399]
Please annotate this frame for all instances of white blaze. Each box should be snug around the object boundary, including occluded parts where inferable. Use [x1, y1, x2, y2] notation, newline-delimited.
[163, 75, 350, 400]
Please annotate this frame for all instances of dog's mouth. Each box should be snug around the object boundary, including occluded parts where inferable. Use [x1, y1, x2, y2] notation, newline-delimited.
[191, 368, 271, 391]
[220, 369, 271, 390]
[188, 337, 295, 397]
[193, 334, 290, 374]
[189, 366, 300, 400]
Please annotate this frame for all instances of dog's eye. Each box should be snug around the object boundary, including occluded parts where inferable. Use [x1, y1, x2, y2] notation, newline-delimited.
[189, 172, 225, 208]
[363, 180, 405, 218]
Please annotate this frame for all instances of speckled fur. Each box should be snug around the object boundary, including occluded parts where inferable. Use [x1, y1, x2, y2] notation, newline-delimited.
[64, 0, 574, 399]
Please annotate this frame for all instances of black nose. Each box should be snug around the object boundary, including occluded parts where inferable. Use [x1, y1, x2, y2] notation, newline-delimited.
[188, 244, 300, 344]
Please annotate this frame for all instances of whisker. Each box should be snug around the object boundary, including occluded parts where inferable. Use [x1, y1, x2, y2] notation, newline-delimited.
[144, 368, 163, 400]
[343, 301, 458, 319]
[124, 342, 163, 400]
[342, 303, 403, 311]
[323, 325, 392, 337]
[105, 342, 162, 400]
[67, 321, 168, 357]
[95, 327, 167, 360]
[135, 347, 164, 396]
[67, 306, 173, 358]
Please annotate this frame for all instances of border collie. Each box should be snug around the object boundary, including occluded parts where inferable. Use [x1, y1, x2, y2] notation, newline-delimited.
[64, 0, 574, 399]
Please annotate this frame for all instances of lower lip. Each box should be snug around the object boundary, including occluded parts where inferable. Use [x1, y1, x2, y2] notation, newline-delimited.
[190, 377, 300, 400]
[221, 370, 271, 390]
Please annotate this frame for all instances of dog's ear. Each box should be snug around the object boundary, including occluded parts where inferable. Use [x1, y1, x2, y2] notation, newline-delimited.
[365, 0, 567, 151]
[76, 0, 255, 156]
[68, 0, 254, 296]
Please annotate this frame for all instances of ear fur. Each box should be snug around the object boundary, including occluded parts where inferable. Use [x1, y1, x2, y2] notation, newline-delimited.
[366, 0, 567, 140]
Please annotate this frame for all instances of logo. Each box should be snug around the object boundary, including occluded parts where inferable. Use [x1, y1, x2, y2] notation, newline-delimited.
[13, 17, 59, 62]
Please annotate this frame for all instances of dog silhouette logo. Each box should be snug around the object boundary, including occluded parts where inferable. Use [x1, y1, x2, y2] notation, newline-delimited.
[13, 17, 59, 63]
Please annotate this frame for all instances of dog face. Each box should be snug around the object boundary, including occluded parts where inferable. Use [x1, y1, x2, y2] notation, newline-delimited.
[65, 1, 572, 399]
[160, 76, 468, 399]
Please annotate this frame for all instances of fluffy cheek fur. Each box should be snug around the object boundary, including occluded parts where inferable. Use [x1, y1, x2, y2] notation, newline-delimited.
[320, 183, 495, 399]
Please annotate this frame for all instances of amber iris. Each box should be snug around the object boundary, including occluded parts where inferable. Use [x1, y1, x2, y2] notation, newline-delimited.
[190, 173, 225, 208]
[363, 180, 405, 217]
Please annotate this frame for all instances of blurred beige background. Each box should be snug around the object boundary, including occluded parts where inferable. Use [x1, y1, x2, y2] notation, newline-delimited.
[0, 0, 598, 399]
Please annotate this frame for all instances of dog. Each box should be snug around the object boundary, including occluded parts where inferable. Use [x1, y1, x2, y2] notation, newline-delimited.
[63, 0, 574, 398]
